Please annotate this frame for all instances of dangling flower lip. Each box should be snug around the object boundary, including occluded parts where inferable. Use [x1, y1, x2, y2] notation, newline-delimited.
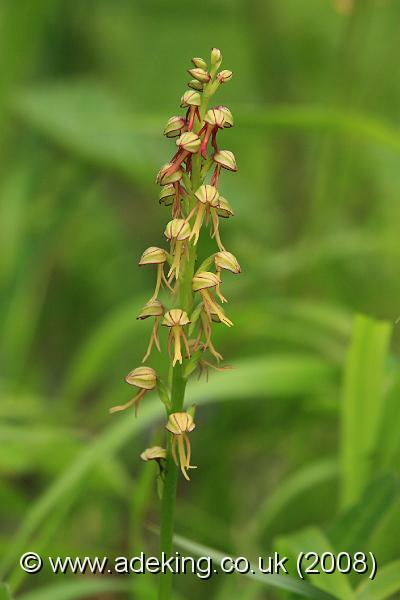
[204, 108, 225, 128]
[125, 366, 157, 390]
[194, 184, 220, 207]
[214, 251, 241, 274]
[140, 446, 166, 462]
[162, 308, 191, 328]
[192, 271, 221, 292]
[213, 150, 237, 172]
[164, 218, 191, 241]
[180, 90, 201, 107]
[137, 299, 164, 320]
[217, 196, 234, 218]
[215, 105, 234, 128]
[166, 412, 196, 435]
[139, 247, 168, 265]
[176, 131, 201, 153]
[163, 115, 186, 138]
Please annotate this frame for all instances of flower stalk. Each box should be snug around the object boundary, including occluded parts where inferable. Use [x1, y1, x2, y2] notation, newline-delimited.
[111, 48, 238, 600]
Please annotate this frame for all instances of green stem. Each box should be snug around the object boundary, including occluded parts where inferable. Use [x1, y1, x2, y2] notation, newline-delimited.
[158, 363, 187, 600]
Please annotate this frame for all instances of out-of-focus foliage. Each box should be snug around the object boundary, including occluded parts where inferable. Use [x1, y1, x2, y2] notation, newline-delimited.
[1, 1, 400, 598]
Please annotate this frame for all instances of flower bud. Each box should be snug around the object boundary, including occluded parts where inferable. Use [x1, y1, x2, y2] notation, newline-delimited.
[195, 184, 220, 207]
[162, 308, 191, 328]
[191, 57, 208, 70]
[188, 68, 210, 83]
[164, 218, 191, 241]
[216, 105, 234, 128]
[176, 131, 201, 153]
[139, 246, 167, 265]
[217, 69, 233, 84]
[214, 251, 241, 274]
[163, 115, 186, 138]
[159, 184, 175, 206]
[156, 163, 183, 185]
[217, 196, 234, 218]
[192, 271, 221, 292]
[210, 48, 222, 72]
[180, 90, 201, 107]
[188, 79, 203, 91]
[137, 299, 164, 319]
[213, 150, 237, 172]
[166, 412, 196, 435]
[140, 446, 166, 462]
[204, 108, 225, 128]
[125, 366, 157, 389]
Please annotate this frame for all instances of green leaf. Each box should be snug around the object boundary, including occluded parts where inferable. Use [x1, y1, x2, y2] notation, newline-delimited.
[174, 533, 337, 600]
[355, 560, 400, 600]
[375, 372, 400, 468]
[276, 527, 354, 600]
[340, 315, 392, 509]
[329, 474, 398, 554]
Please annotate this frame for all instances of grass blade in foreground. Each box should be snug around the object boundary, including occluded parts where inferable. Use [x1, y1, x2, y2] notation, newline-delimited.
[340, 314, 391, 509]
[355, 560, 400, 600]
[174, 533, 337, 600]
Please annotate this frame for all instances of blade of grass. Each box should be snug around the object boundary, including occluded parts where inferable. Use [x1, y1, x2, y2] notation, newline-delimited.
[276, 527, 354, 600]
[340, 315, 391, 509]
[17, 578, 153, 600]
[355, 560, 400, 600]
[246, 457, 339, 541]
[173, 533, 337, 600]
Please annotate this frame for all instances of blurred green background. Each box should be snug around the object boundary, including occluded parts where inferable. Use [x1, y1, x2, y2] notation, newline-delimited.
[1, 0, 400, 599]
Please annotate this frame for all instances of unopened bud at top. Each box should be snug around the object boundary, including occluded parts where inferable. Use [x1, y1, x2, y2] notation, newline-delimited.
[191, 56, 208, 70]
[216, 105, 234, 128]
[137, 299, 164, 319]
[195, 184, 220, 207]
[192, 271, 221, 291]
[125, 366, 157, 390]
[217, 69, 233, 84]
[166, 411, 196, 435]
[162, 308, 191, 328]
[214, 251, 241, 274]
[156, 163, 183, 185]
[164, 218, 191, 241]
[213, 150, 237, 172]
[176, 131, 201, 153]
[188, 68, 210, 83]
[139, 247, 168, 265]
[204, 108, 225, 128]
[180, 90, 201, 107]
[210, 48, 222, 72]
[164, 115, 186, 138]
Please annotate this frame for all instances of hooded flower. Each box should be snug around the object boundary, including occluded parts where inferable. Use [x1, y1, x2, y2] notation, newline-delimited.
[110, 367, 157, 416]
[166, 412, 196, 480]
[162, 309, 191, 366]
